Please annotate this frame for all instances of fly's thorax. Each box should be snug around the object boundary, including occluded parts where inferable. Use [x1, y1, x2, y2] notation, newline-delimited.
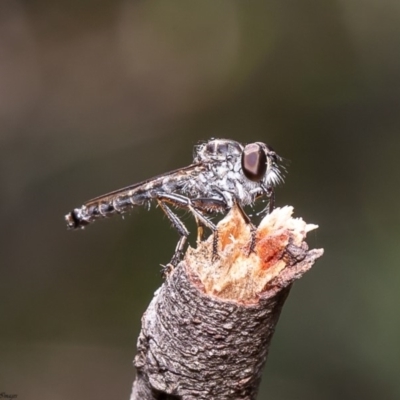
[194, 139, 243, 163]
[186, 159, 263, 207]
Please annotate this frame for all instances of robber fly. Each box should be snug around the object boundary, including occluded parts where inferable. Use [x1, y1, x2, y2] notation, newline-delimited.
[65, 139, 284, 269]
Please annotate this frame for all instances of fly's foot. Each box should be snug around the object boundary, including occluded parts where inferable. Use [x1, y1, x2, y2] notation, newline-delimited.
[211, 251, 220, 263]
[161, 250, 184, 278]
[160, 263, 175, 278]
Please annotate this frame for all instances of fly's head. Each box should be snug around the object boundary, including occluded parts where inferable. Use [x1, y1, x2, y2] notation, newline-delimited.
[241, 142, 284, 189]
[194, 138, 284, 188]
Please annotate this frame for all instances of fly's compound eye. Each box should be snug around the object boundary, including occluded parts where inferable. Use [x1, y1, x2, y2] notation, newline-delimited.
[241, 143, 267, 182]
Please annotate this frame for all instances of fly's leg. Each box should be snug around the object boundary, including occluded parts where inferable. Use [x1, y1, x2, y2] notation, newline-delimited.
[157, 193, 221, 263]
[187, 206, 219, 262]
[194, 217, 205, 244]
[191, 197, 228, 261]
[261, 183, 275, 214]
[235, 202, 257, 256]
[157, 199, 189, 276]
[268, 187, 275, 214]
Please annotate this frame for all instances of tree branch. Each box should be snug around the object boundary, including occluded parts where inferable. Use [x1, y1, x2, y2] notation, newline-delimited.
[131, 206, 323, 400]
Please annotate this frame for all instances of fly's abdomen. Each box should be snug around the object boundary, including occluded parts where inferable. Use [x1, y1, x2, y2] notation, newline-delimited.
[64, 163, 206, 229]
[65, 191, 149, 229]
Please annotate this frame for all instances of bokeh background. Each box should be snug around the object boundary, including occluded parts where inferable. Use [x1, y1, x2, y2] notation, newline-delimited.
[1, 1, 399, 399]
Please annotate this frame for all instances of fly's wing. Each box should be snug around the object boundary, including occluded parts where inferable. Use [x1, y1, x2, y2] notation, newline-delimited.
[65, 162, 205, 229]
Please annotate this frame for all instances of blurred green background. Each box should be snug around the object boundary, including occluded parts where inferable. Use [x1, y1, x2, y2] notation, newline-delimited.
[1, 1, 399, 399]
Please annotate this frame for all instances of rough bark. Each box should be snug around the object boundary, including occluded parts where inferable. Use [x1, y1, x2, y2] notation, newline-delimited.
[131, 206, 323, 400]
